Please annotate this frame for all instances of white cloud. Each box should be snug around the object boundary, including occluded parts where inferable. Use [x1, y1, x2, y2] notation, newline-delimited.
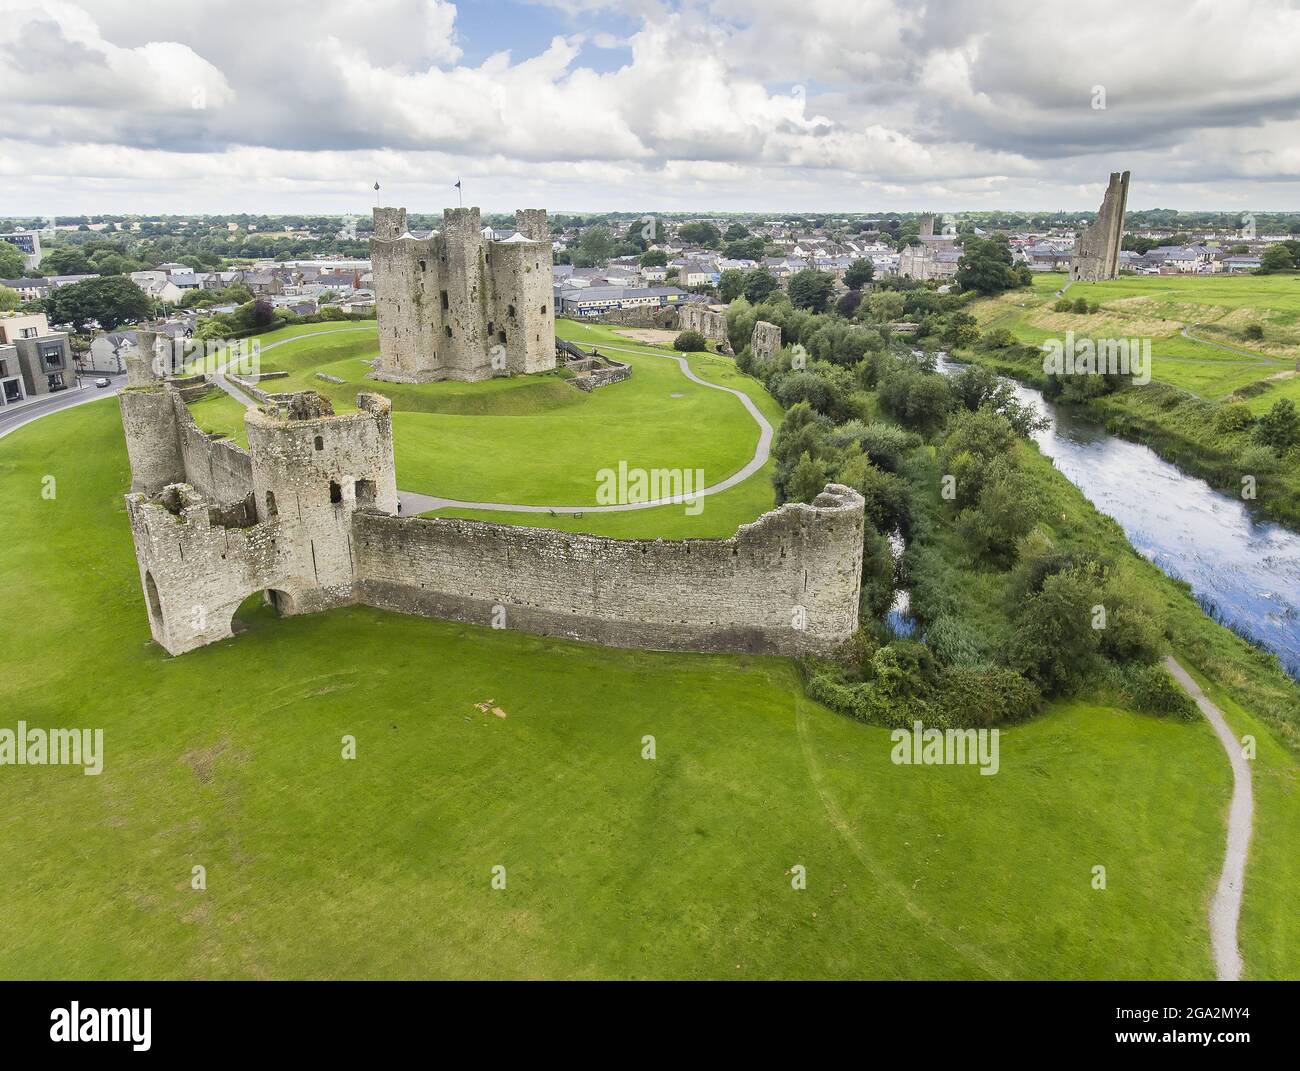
[2, 0, 1300, 212]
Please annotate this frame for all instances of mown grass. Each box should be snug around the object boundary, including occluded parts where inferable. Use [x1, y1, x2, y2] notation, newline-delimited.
[191, 319, 781, 538]
[0, 398, 1272, 979]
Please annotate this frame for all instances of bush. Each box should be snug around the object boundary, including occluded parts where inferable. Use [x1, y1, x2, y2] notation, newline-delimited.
[1253, 398, 1300, 453]
[1119, 663, 1198, 720]
[933, 665, 1042, 727]
[1214, 402, 1255, 434]
[1008, 563, 1104, 694]
[923, 614, 989, 666]
[1244, 323, 1265, 341]
[673, 329, 707, 352]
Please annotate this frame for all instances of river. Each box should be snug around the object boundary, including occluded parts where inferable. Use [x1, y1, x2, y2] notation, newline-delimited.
[921, 353, 1300, 676]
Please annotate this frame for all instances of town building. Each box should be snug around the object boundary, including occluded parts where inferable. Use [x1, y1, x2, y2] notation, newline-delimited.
[0, 312, 75, 402]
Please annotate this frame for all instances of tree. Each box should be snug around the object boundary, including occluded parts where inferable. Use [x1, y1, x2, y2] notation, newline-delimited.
[673, 329, 707, 352]
[955, 235, 1022, 295]
[0, 243, 25, 279]
[843, 258, 875, 289]
[742, 267, 780, 304]
[0, 285, 19, 312]
[787, 269, 835, 313]
[787, 451, 829, 503]
[44, 275, 153, 332]
[1259, 244, 1296, 273]
[639, 248, 668, 268]
[42, 247, 95, 276]
[678, 222, 721, 248]
[573, 225, 615, 267]
[723, 223, 750, 242]
[837, 290, 863, 317]
[719, 268, 746, 303]
[723, 236, 765, 261]
[1008, 564, 1103, 693]
[864, 290, 905, 324]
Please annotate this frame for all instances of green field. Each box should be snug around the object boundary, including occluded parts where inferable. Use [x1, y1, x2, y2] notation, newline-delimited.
[974, 271, 1300, 402]
[963, 272, 1300, 526]
[6, 398, 1293, 979]
[188, 320, 781, 539]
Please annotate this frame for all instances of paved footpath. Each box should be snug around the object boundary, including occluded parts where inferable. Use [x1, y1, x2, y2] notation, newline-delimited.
[1164, 655, 1254, 981]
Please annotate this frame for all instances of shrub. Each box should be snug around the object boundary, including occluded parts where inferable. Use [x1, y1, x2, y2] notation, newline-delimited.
[1072, 297, 1089, 314]
[1120, 663, 1198, 720]
[1253, 398, 1300, 452]
[1244, 323, 1265, 341]
[1213, 402, 1255, 434]
[673, 329, 707, 351]
[933, 665, 1042, 727]
[923, 614, 989, 666]
[1007, 563, 1104, 694]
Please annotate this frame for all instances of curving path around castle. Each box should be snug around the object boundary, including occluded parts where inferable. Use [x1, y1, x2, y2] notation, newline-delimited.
[394, 344, 774, 515]
[1163, 655, 1253, 981]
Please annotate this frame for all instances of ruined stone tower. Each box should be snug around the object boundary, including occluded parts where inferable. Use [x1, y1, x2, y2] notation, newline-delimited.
[1070, 171, 1130, 282]
[369, 205, 556, 382]
[121, 387, 399, 655]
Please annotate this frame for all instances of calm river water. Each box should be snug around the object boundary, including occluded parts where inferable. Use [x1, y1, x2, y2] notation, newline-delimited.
[925, 354, 1300, 675]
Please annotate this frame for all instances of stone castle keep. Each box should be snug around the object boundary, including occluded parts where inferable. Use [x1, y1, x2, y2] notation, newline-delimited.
[369, 205, 555, 381]
[1070, 171, 1130, 282]
[119, 341, 866, 658]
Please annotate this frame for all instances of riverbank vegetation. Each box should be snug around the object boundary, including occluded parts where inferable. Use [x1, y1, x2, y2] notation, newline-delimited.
[727, 290, 1300, 758]
[961, 272, 1300, 526]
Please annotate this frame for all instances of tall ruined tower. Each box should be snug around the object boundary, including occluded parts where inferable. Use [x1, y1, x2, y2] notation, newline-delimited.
[370, 205, 556, 382]
[1070, 171, 1130, 282]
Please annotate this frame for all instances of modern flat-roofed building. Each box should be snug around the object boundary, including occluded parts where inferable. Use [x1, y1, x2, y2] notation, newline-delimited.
[0, 312, 76, 399]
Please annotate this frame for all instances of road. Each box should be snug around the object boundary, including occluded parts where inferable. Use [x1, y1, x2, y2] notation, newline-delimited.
[0, 377, 122, 442]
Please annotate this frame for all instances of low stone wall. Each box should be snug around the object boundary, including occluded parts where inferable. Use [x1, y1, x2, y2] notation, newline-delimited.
[165, 373, 212, 402]
[352, 485, 864, 655]
[592, 304, 681, 330]
[228, 373, 293, 405]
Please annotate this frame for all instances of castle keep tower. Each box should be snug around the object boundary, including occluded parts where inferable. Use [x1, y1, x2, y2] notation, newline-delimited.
[1070, 171, 1130, 282]
[369, 205, 556, 382]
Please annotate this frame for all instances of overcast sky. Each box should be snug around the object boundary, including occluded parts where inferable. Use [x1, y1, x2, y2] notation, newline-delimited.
[3, 0, 1300, 216]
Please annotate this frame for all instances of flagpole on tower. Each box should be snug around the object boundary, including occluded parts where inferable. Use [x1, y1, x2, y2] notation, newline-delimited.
[374, 181, 381, 208]
[455, 177, 463, 208]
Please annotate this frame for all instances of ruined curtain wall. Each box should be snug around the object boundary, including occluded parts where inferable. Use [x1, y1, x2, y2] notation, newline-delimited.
[172, 395, 255, 507]
[351, 488, 864, 655]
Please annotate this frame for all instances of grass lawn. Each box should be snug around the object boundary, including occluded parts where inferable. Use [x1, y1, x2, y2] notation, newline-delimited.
[3, 398, 1290, 979]
[189, 319, 781, 539]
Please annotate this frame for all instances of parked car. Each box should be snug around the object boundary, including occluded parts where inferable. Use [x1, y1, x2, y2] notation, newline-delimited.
[95, 377, 111, 388]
